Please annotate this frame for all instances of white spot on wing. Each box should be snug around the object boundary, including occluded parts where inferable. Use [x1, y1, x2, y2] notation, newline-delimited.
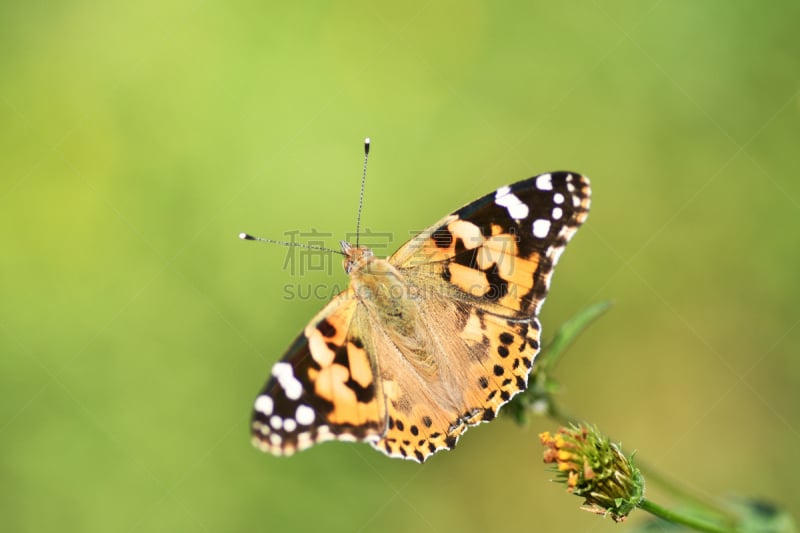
[554, 192, 565, 204]
[255, 395, 274, 416]
[270, 415, 283, 430]
[296, 404, 315, 426]
[272, 362, 291, 378]
[283, 419, 297, 432]
[495, 185, 511, 197]
[509, 203, 529, 219]
[536, 174, 553, 191]
[552, 207, 563, 220]
[284, 383, 302, 400]
[495, 192, 530, 220]
[297, 432, 311, 447]
[272, 362, 303, 400]
[533, 219, 551, 238]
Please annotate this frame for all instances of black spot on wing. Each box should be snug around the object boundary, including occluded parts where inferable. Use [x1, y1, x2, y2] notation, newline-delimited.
[441, 264, 451, 281]
[317, 318, 337, 338]
[332, 343, 349, 367]
[452, 236, 478, 268]
[483, 263, 509, 301]
[432, 227, 453, 248]
[346, 376, 375, 403]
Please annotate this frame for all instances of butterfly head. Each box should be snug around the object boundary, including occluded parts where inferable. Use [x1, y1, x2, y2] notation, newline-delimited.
[341, 241, 374, 274]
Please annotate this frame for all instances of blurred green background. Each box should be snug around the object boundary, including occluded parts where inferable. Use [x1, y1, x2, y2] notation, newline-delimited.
[2, 1, 799, 531]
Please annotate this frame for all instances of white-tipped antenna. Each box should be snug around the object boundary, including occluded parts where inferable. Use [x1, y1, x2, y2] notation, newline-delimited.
[239, 232, 344, 255]
[355, 137, 370, 248]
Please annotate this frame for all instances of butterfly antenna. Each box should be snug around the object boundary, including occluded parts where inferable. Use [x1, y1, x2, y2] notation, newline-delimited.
[239, 233, 345, 256]
[355, 137, 370, 248]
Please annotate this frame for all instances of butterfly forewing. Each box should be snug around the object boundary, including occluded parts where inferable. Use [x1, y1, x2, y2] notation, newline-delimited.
[390, 172, 591, 318]
[251, 292, 386, 455]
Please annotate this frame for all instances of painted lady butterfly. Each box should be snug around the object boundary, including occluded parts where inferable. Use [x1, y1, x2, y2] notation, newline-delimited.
[249, 144, 590, 463]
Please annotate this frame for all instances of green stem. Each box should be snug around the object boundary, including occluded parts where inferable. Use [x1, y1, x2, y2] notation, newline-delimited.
[639, 499, 736, 533]
[637, 462, 739, 525]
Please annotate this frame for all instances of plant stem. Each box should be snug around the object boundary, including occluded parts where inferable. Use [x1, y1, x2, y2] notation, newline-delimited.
[637, 462, 739, 525]
[639, 499, 736, 533]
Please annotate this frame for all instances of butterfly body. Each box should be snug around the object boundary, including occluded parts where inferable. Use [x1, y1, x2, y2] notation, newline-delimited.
[251, 172, 590, 462]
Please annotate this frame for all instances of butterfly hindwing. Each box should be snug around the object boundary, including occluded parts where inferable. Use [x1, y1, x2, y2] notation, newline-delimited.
[251, 291, 386, 456]
[368, 304, 543, 463]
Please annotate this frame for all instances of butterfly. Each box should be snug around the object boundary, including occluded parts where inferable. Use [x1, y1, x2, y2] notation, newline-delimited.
[249, 154, 590, 463]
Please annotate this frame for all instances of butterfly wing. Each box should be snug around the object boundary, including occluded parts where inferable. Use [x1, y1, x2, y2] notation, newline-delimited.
[390, 171, 591, 318]
[251, 290, 386, 456]
[371, 172, 590, 461]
